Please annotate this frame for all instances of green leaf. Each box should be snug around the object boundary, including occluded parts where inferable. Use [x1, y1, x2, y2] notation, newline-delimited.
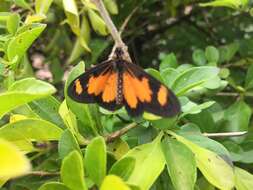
[180, 97, 215, 116]
[100, 175, 131, 190]
[109, 157, 136, 181]
[88, 9, 108, 36]
[145, 68, 163, 82]
[177, 134, 231, 159]
[104, 0, 118, 15]
[171, 66, 219, 96]
[25, 14, 47, 24]
[79, 15, 91, 52]
[59, 100, 77, 131]
[168, 131, 234, 190]
[6, 13, 20, 34]
[35, 0, 54, 14]
[0, 139, 31, 178]
[161, 137, 197, 190]
[58, 129, 81, 159]
[192, 49, 206, 66]
[7, 23, 46, 62]
[39, 182, 70, 190]
[219, 42, 239, 63]
[223, 100, 251, 142]
[160, 68, 179, 87]
[0, 78, 56, 119]
[0, 118, 63, 141]
[12, 0, 32, 10]
[205, 46, 219, 64]
[186, 110, 216, 132]
[63, 0, 80, 35]
[126, 134, 165, 190]
[159, 53, 178, 71]
[245, 64, 253, 89]
[199, 0, 248, 9]
[85, 136, 106, 186]
[65, 61, 100, 135]
[28, 96, 65, 128]
[235, 167, 253, 190]
[108, 138, 130, 160]
[61, 151, 87, 190]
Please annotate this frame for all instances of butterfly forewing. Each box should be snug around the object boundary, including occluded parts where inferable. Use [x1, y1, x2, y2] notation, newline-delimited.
[122, 62, 180, 117]
[67, 60, 122, 111]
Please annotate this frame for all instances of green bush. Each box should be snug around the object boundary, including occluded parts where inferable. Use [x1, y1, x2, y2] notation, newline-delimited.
[1, 0, 253, 190]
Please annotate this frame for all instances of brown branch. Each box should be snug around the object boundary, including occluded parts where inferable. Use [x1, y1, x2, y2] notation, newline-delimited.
[27, 171, 60, 176]
[105, 123, 138, 143]
[92, 0, 132, 62]
[203, 131, 247, 137]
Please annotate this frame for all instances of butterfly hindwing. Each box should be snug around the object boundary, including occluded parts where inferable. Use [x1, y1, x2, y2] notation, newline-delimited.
[67, 61, 122, 111]
[122, 62, 180, 117]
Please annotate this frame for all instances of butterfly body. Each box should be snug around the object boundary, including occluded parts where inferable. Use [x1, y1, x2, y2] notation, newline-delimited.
[68, 48, 180, 117]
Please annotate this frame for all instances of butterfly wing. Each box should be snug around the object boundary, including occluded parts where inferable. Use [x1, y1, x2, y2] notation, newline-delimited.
[122, 62, 181, 117]
[67, 61, 122, 111]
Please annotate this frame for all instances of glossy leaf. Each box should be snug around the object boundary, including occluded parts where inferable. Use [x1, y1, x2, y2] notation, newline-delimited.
[0, 139, 31, 178]
[100, 175, 131, 190]
[161, 137, 197, 190]
[245, 64, 253, 89]
[61, 151, 87, 190]
[58, 129, 81, 159]
[63, 0, 80, 35]
[104, 0, 118, 15]
[39, 182, 70, 190]
[223, 100, 251, 142]
[159, 53, 178, 71]
[126, 134, 165, 190]
[7, 23, 46, 61]
[205, 46, 219, 63]
[88, 9, 108, 36]
[200, 0, 248, 9]
[85, 136, 106, 186]
[28, 96, 65, 128]
[109, 157, 135, 181]
[0, 118, 62, 141]
[168, 131, 234, 190]
[235, 167, 253, 190]
[35, 0, 54, 14]
[171, 66, 220, 96]
[65, 61, 100, 135]
[192, 49, 206, 66]
[0, 78, 56, 118]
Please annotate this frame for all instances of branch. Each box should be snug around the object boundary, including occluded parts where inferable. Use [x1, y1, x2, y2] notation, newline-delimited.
[27, 171, 59, 176]
[92, 0, 131, 62]
[105, 123, 138, 143]
[203, 131, 247, 137]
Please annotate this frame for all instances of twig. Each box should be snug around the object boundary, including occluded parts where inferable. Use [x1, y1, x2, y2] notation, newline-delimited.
[203, 131, 247, 137]
[119, 7, 138, 34]
[216, 92, 239, 97]
[92, 0, 123, 46]
[216, 92, 253, 98]
[27, 171, 60, 176]
[105, 123, 138, 143]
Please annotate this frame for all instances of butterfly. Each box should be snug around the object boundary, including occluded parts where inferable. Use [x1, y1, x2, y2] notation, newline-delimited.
[67, 47, 180, 117]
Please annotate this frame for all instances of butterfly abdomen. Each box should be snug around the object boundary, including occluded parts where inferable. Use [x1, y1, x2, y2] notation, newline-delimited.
[116, 71, 123, 105]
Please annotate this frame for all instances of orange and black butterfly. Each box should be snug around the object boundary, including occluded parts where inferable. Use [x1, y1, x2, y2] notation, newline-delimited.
[68, 48, 180, 117]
